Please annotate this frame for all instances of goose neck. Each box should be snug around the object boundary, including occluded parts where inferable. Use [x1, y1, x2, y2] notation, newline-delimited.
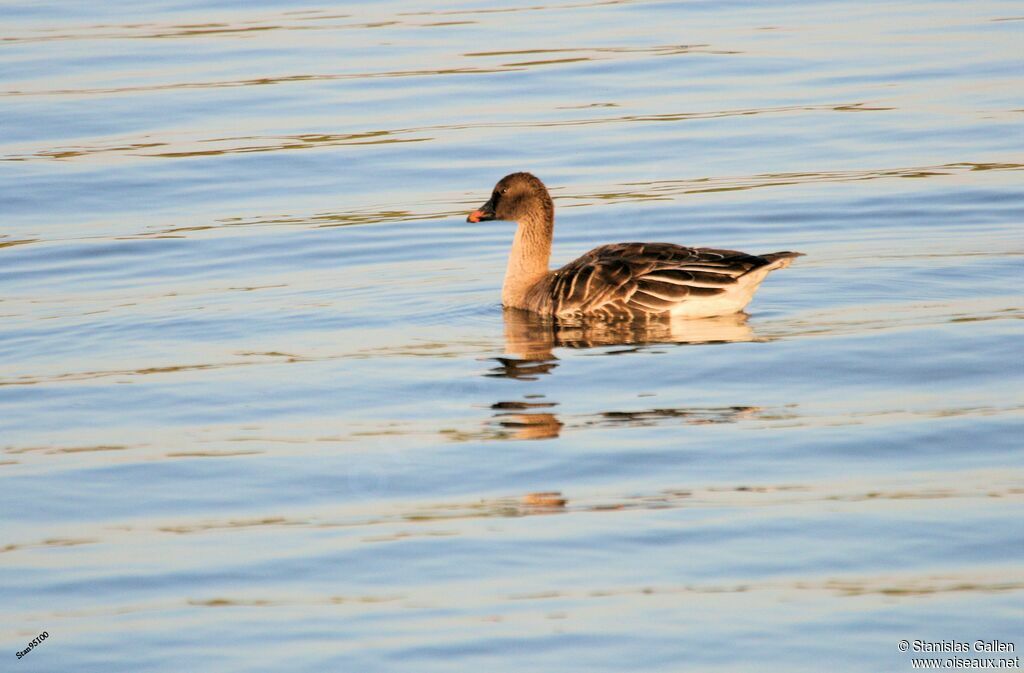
[503, 214, 553, 307]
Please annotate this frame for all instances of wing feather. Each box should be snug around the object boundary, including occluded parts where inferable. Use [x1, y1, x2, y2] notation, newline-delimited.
[541, 242, 781, 317]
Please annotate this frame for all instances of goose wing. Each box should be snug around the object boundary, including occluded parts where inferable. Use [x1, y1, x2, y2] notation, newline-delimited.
[545, 242, 773, 317]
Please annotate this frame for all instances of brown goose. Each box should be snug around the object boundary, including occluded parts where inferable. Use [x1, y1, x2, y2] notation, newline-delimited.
[467, 172, 802, 319]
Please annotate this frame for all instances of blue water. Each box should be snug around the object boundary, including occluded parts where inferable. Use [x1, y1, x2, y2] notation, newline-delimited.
[2, 1, 1022, 671]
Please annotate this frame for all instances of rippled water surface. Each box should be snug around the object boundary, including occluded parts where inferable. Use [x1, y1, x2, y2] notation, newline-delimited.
[2, 1, 1022, 671]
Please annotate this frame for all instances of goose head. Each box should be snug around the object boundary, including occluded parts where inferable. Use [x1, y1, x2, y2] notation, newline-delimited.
[467, 172, 553, 224]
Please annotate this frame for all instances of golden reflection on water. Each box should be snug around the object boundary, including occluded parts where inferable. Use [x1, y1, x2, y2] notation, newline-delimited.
[2, 0, 639, 48]
[22, 569, 1023, 628]
[6, 444, 133, 455]
[569, 162, 1024, 204]
[1, 67, 513, 98]
[469, 309, 764, 439]
[4, 470, 1021, 561]
[2, 300, 1015, 453]
[0, 239, 38, 249]
[109, 160, 1022, 239]
[399, 0, 638, 17]
[2, 101, 879, 160]
[482, 405, 770, 441]
[2, 39, 734, 99]
[12, 570, 1019, 637]
[1, 11, 522, 46]
[489, 412, 565, 440]
[1, 537, 99, 554]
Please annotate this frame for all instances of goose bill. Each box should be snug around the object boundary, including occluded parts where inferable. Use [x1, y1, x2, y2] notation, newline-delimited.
[467, 201, 496, 223]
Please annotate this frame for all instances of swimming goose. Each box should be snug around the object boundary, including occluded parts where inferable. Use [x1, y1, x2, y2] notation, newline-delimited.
[467, 172, 802, 319]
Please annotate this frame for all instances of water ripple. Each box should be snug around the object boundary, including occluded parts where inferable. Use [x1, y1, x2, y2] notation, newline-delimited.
[142, 160, 1023, 237]
[2, 101, 882, 162]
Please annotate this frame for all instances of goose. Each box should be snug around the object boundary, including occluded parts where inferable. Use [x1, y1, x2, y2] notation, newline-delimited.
[467, 172, 802, 319]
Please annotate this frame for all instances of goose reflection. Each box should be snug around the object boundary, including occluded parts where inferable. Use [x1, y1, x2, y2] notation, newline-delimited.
[489, 401, 563, 440]
[494, 307, 757, 372]
[485, 308, 762, 440]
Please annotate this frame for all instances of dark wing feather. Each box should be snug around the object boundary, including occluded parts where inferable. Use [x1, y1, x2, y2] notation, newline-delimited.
[543, 242, 777, 317]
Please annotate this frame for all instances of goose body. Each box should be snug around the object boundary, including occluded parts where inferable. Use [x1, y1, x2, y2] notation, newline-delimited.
[468, 172, 801, 319]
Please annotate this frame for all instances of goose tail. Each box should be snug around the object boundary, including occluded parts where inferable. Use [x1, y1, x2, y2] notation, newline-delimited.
[759, 251, 804, 271]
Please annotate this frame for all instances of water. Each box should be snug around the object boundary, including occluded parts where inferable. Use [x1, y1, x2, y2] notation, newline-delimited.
[2, 1, 1022, 671]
